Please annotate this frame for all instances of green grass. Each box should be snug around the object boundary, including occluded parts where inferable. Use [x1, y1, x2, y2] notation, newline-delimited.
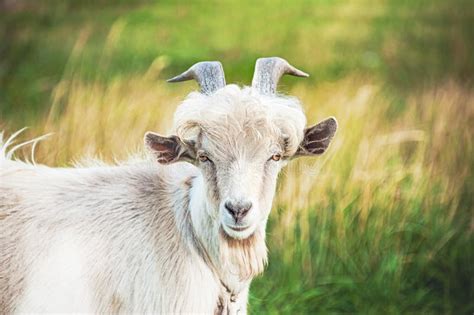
[1, 1, 473, 313]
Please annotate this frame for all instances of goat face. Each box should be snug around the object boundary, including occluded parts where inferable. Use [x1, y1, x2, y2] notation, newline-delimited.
[194, 118, 289, 240]
[145, 85, 337, 240]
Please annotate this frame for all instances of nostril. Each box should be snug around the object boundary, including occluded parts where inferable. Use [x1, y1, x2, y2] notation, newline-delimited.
[241, 207, 250, 217]
[240, 202, 252, 217]
[224, 201, 236, 216]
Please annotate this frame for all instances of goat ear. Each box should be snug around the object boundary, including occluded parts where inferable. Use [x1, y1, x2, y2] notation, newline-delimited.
[144, 132, 196, 164]
[295, 117, 338, 157]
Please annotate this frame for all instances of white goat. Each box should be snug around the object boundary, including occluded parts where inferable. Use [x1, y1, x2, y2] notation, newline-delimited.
[0, 57, 337, 314]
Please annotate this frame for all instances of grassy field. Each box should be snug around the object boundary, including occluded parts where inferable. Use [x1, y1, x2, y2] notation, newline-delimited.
[1, 1, 473, 313]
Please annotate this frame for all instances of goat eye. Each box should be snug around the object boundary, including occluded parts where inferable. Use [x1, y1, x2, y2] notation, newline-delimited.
[198, 154, 210, 163]
[270, 154, 281, 161]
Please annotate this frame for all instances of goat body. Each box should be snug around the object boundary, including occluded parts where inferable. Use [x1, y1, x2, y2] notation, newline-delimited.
[0, 155, 240, 313]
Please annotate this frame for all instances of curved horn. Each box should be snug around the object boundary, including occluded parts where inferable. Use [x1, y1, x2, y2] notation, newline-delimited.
[167, 61, 226, 95]
[251, 57, 309, 95]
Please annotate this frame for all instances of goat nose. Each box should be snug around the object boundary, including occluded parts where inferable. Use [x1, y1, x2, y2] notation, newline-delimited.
[224, 200, 252, 221]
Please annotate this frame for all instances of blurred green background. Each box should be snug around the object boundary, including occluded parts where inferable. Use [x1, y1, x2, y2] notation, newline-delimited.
[2, 0, 473, 127]
[1, 0, 473, 313]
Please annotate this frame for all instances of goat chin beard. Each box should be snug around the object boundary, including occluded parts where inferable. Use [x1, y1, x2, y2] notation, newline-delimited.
[218, 227, 268, 279]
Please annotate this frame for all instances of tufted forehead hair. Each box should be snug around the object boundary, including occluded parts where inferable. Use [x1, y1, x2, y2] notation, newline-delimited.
[172, 84, 307, 157]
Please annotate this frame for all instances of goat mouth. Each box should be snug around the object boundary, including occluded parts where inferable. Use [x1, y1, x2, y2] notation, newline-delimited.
[227, 225, 249, 232]
[220, 225, 255, 241]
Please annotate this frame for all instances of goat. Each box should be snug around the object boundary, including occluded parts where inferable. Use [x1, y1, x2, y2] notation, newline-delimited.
[0, 57, 337, 314]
